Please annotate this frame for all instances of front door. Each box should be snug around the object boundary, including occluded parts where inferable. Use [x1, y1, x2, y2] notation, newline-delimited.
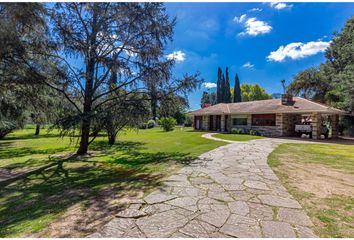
[209, 115, 214, 131]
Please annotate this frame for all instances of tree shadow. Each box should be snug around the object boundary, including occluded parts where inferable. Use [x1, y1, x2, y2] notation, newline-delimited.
[0, 146, 71, 160]
[0, 161, 164, 237]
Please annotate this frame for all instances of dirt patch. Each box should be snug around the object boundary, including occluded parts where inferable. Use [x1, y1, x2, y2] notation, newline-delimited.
[282, 161, 354, 198]
[30, 187, 145, 237]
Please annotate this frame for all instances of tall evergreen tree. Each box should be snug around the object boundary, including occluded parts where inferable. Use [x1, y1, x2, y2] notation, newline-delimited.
[233, 73, 242, 103]
[216, 67, 222, 103]
[220, 73, 226, 103]
[224, 67, 231, 103]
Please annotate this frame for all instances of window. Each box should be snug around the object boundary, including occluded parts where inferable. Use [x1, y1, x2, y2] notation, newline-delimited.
[252, 114, 276, 126]
[232, 118, 248, 125]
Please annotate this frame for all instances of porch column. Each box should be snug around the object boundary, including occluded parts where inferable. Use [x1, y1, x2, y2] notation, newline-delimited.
[311, 112, 321, 139]
[202, 115, 209, 131]
[221, 115, 225, 132]
[331, 115, 339, 138]
[276, 113, 284, 136]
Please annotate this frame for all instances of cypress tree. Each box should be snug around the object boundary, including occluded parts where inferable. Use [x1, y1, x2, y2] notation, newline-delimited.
[233, 73, 242, 103]
[225, 67, 231, 103]
[221, 73, 226, 103]
[217, 67, 222, 103]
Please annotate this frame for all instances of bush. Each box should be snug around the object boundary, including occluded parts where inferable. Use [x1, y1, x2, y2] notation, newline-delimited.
[231, 128, 247, 134]
[138, 123, 148, 129]
[159, 117, 177, 132]
[249, 129, 261, 136]
[147, 120, 156, 129]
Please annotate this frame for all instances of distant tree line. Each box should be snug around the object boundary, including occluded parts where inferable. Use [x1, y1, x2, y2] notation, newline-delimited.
[201, 67, 271, 107]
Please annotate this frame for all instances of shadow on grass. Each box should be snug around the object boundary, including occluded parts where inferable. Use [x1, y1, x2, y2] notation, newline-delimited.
[0, 146, 72, 161]
[0, 162, 164, 237]
[0, 140, 196, 237]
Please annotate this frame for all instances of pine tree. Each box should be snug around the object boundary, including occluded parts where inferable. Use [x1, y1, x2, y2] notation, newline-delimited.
[216, 67, 222, 103]
[233, 73, 242, 103]
[225, 67, 231, 103]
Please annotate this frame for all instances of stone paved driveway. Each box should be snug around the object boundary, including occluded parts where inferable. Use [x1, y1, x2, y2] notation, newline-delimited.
[90, 134, 316, 238]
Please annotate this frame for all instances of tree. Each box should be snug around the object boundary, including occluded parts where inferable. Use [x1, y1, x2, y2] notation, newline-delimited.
[220, 73, 226, 103]
[324, 16, 354, 113]
[201, 91, 217, 107]
[287, 67, 331, 103]
[216, 67, 222, 103]
[241, 84, 272, 102]
[1, 3, 201, 154]
[233, 73, 242, 103]
[224, 67, 231, 103]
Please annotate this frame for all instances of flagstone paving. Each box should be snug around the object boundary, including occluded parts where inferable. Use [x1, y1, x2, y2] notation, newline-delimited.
[90, 133, 316, 238]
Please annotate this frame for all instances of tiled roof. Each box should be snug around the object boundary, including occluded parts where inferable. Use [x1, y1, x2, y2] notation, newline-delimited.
[188, 97, 346, 115]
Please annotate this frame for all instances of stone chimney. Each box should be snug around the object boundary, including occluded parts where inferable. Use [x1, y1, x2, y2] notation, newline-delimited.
[281, 94, 294, 105]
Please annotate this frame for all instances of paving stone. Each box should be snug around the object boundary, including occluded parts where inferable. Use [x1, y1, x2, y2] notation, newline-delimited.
[198, 209, 230, 228]
[116, 208, 147, 218]
[296, 226, 317, 238]
[143, 190, 177, 204]
[261, 220, 297, 238]
[136, 210, 189, 237]
[90, 135, 316, 238]
[278, 208, 313, 226]
[98, 218, 135, 237]
[167, 197, 199, 212]
[248, 202, 274, 221]
[244, 180, 270, 190]
[228, 201, 249, 216]
[179, 219, 217, 237]
[220, 214, 262, 238]
[258, 194, 302, 209]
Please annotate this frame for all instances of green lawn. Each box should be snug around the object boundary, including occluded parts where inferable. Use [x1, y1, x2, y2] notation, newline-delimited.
[213, 133, 264, 141]
[0, 126, 225, 237]
[268, 143, 354, 238]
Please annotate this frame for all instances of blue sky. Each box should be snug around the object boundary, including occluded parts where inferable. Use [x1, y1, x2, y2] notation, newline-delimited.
[164, 2, 354, 110]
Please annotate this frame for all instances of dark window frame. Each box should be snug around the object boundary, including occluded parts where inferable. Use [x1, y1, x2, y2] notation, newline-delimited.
[251, 114, 276, 126]
[232, 118, 248, 126]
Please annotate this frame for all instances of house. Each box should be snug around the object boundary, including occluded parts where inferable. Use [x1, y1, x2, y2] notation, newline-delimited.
[188, 95, 346, 139]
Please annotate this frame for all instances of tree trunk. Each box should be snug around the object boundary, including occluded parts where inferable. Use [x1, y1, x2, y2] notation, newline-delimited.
[35, 124, 40, 135]
[77, 120, 90, 155]
[108, 133, 116, 145]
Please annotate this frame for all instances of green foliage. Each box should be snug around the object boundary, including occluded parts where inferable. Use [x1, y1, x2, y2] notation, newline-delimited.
[233, 73, 242, 103]
[159, 117, 177, 132]
[224, 67, 231, 103]
[240, 84, 272, 102]
[217, 67, 222, 103]
[147, 120, 156, 129]
[231, 127, 247, 134]
[201, 91, 217, 107]
[249, 129, 262, 136]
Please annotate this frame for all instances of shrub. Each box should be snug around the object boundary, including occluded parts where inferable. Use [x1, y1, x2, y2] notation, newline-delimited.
[159, 117, 177, 132]
[231, 128, 246, 134]
[249, 129, 261, 136]
[147, 120, 156, 129]
[139, 123, 148, 129]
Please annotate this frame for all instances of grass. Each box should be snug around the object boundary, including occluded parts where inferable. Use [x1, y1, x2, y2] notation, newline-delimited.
[213, 133, 264, 141]
[268, 143, 354, 238]
[0, 126, 225, 237]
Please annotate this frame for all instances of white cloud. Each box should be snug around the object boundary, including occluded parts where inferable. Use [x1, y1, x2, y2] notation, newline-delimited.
[238, 17, 272, 36]
[267, 40, 330, 62]
[203, 82, 217, 89]
[242, 62, 255, 68]
[270, 2, 293, 10]
[249, 8, 263, 12]
[166, 50, 186, 62]
[233, 14, 247, 23]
